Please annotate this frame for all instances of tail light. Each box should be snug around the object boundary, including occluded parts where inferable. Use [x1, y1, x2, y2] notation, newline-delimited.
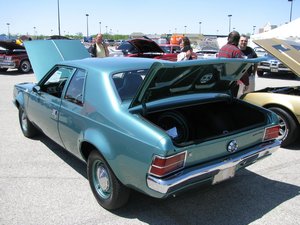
[263, 125, 280, 141]
[149, 151, 186, 177]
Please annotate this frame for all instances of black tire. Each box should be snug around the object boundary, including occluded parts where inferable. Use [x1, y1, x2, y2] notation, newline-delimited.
[257, 71, 264, 77]
[268, 107, 299, 147]
[18, 107, 39, 138]
[87, 150, 130, 210]
[18, 60, 31, 73]
[157, 111, 190, 144]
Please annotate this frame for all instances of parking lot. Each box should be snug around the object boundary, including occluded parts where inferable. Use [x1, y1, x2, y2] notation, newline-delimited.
[0, 70, 299, 225]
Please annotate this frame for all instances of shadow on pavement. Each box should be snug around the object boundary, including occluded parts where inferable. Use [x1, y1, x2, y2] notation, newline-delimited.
[37, 134, 299, 225]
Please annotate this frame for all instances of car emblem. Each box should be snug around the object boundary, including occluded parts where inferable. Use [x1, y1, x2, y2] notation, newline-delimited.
[227, 140, 238, 153]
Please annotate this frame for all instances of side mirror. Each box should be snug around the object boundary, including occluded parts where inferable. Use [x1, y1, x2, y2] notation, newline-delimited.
[33, 85, 41, 94]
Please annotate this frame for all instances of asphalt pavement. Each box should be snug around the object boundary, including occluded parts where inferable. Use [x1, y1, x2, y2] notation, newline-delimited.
[0, 70, 299, 225]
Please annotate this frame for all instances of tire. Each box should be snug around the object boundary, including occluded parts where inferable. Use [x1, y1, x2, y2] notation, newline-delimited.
[268, 107, 299, 147]
[18, 107, 39, 138]
[257, 71, 264, 77]
[18, 60, 31, 73]
[157, 111, 190, 144]
[87, 150, 130, 210]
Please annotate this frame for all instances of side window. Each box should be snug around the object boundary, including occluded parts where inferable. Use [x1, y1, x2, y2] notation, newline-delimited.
[64, 69, 86, 106]
[40, 67, 75, 98]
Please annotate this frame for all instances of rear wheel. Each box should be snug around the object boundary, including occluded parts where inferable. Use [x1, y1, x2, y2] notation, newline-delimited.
[18, 60, 31, 73]
[87, 150, 130, 210]
[18, 107, 39, 138]
[257, 71, 264, 77]
[269, 107, 299, 147]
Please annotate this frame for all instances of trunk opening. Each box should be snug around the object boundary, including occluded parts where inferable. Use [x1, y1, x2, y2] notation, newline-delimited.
[144, 100, 267, 146]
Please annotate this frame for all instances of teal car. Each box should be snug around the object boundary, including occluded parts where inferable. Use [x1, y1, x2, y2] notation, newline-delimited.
[13, 40, 281, 210]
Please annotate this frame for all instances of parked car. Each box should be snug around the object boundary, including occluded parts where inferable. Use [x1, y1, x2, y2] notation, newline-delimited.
[196, 47, 218, 59]
[256, 53, 293, 77]
[159, 44, 181, 54]
[0, 40, 31, 73]
[116, 38, 178, 61]
[242, 38, 300, 147]
[13, 39, 281, 210]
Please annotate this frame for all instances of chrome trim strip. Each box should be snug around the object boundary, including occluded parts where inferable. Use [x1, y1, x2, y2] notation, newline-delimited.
[147, 140, 281, 194]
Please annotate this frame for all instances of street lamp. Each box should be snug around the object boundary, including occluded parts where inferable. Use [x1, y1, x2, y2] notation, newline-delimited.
[288, 0, 294, 22]
[105, 26, 108, 34]
[199, 21, 202, 35]
[85, 14, 89, 38]
[99, 21, 102, 34]
[252, 25, 256, 35]
[184, 25, 187, 34]
[33, 26, 36, 39]
[228, 14, 232, 33]
[57, 0, 61, 36]
[6, 23, 10, 39]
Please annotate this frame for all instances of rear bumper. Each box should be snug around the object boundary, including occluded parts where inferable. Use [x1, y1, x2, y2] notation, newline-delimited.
[147, 140, 280, 195]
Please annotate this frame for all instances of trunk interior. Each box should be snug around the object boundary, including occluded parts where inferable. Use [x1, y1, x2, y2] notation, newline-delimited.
[144, 100, 267, 146]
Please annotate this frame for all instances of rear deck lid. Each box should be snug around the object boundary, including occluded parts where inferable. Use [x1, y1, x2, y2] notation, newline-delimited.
[130, 58, 262, 108]
[24, 40, 90, 81]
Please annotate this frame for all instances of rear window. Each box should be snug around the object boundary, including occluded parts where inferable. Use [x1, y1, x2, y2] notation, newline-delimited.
[112, 69, 148, 101]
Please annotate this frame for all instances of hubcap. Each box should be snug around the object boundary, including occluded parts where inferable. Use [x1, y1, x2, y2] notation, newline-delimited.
[277, 115, 288, 140]
[21, 111, 28, 131]
[93, 161, 111, 199]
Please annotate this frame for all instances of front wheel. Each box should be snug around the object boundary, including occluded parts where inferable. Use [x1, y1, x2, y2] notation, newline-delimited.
[269, 107, 299, 147]
[87, 150, 130, 210]
[257, 71, 264, 77]
[18, 107, 39, 138]
[18, 60, 31, 73]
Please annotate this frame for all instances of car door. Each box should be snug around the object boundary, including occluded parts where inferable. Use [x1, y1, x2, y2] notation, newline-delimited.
[58, 69, 86, 157]
[27, 66, 76, 146]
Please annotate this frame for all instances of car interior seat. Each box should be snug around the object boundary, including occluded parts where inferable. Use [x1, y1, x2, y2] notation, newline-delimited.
[118, 73, 143, 100]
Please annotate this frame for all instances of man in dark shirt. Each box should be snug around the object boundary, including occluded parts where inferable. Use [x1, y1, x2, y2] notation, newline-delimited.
[218, 31, 244, 97]
[238, 34, 258, 96]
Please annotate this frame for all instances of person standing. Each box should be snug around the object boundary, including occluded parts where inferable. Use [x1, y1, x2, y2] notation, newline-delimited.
[177, 37, 197, 61]
[88, 34, 109, 58]
[218, 31, 244, 97]
[238, 34, 258, 96]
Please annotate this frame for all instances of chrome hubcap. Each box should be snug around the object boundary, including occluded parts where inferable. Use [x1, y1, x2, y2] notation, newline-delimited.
[97, 166, 110, 192]
[278, 115, 287, 140]
[21, 112, 28, 131]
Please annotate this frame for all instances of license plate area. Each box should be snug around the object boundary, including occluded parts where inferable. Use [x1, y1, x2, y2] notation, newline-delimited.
[271, 68, 278, 72]
[212, 166, 236, 184]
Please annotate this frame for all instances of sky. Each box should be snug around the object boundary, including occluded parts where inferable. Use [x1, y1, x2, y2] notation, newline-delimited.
[1, 0, 300, 37]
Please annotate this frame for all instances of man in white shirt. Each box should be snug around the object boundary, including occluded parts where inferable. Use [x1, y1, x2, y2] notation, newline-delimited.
[88, 34, 109, 58]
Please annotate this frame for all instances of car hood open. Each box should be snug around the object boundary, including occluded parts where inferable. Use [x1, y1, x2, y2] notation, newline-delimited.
[24, 39, 90, 81]
[130, 57, 262, 108]
[128, 39, 164, 53]
[0, 41, 25, 50]
[253, 38, 300, 76]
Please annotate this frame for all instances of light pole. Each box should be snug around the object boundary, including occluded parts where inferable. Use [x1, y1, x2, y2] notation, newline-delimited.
[33, 27, 36, 39]
[184, 25, 187, 34]
[57, 0, 61, 36]
[105, 26, 108, 34]
[252, 25, 256, 35]
[174, 28, 177, 34]
[199, 22, 202, 35]
[85, 14, 89, 38]
[228, 14, 232, 33]
[99, 21, 102, 34]
[6, 23, 10, 39]
[288, 0, 293, 22]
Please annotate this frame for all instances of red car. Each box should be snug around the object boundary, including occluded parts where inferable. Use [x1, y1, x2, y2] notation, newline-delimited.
[116, 38, 178, 61]
[0, 41, 31, 73]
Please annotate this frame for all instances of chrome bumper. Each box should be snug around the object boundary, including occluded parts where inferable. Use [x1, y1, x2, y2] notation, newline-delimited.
[147, 140, 280, 194]
[0, 61, 16, 69]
